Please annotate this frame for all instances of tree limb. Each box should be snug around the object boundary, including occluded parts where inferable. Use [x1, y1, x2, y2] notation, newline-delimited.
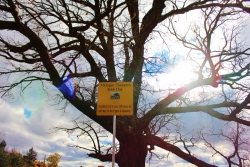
[145, 135, 217, 167]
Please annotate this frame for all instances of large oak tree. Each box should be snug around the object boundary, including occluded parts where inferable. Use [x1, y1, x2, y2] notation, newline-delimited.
[0, 0, 250, 166]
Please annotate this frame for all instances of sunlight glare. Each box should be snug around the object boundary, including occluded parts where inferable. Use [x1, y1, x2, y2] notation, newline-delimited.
[150, 60, 197, 91]
[168, 60, 196, 86]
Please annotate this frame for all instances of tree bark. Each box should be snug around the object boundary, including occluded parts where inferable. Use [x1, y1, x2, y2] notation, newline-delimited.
[116, 135, 148, 167]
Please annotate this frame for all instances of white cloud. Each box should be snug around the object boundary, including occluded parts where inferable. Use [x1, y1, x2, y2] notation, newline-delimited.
[0, 97, 96, 167]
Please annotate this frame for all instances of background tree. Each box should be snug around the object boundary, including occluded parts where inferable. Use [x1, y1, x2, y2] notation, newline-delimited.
[46, 153, 61, 167]
[0, 140, 41, 167]
[24, 147, 37, 167]
[0, 0, 250, 167]
[33, 160, 48, 167]
[0, 140, 6, 149]
[8, 149, 25, 167]
[0, 140, 9, 167]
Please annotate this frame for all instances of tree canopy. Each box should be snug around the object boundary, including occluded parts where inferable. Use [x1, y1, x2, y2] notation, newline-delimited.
[0, 0, 250, 167]
[24, 147, 37, 166]
[46, 153, 61, 167]
[0, 141, 54, 167]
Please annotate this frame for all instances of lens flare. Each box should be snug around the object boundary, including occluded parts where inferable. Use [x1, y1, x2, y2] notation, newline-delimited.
[24, 108, 32, 118]
[21, 82, 47, 118]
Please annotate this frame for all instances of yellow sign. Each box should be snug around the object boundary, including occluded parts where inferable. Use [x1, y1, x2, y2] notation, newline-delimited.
[97, 82, 133, 116]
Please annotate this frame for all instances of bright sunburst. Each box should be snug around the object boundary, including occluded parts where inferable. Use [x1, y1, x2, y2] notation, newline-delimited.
[149, 60, 197, 90]
[168, 61, 196, 85]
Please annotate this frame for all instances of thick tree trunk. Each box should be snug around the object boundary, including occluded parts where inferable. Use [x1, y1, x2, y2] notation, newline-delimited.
[116, 135, 148, 167]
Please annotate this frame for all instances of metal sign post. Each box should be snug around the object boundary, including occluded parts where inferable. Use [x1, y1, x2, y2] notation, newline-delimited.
[96, 82, 134, 167]
[112, 115, 116, 167]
